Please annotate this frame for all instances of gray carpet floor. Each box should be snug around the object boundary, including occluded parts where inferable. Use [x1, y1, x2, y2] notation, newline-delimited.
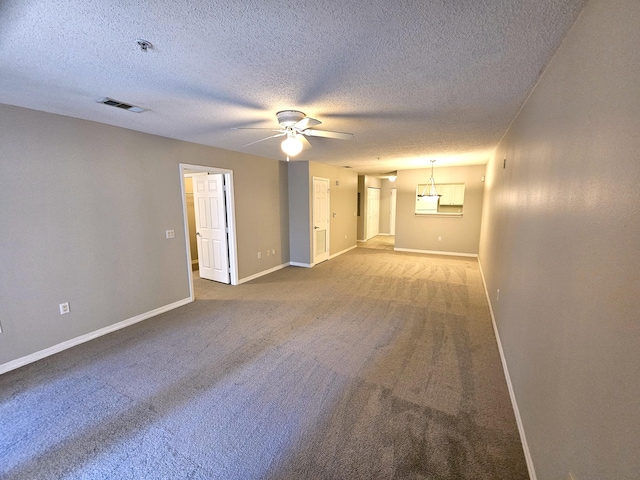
[0, 246, 529, 479]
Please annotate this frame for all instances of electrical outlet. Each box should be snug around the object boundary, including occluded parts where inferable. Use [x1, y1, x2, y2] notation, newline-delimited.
[165, 229, 175, 239]
[267, 249, 271, 256]
[258, 252, 261, 259]
[59, 302, 70, 315]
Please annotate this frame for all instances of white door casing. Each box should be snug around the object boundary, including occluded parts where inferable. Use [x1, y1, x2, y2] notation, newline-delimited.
[193, 173, 230, 284]
[390, 188, 397, 235]
[366, 187, 380, 240]
[313, 177, 330, 264]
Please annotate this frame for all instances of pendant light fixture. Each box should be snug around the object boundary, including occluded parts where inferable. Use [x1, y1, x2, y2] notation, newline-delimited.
[421, 159, 440, 197]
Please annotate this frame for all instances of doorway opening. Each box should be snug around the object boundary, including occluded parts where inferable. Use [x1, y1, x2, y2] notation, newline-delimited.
[179, 164, 239, 300]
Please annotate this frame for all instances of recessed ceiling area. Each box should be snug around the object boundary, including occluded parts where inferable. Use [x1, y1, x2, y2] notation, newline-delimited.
[0, 0, 586, 174]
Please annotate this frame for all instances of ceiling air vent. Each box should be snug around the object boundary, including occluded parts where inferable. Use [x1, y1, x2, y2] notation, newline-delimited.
[97, 97, 145, 113]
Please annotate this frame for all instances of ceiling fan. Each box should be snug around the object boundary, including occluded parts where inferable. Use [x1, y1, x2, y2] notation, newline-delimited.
[233, 110, 353, 158]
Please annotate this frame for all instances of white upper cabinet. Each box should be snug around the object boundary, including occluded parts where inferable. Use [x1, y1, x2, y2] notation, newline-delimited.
[437, 183, 465, 205]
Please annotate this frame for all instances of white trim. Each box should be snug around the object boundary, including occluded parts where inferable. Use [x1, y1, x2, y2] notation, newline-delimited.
[329, 244, 357, 259]
[393, 247, 477, 258]
[477, 259, 537, 480]
[0, 297, 192, 376]
[237, 263, 289, 284]
[289, 261, 313, 268]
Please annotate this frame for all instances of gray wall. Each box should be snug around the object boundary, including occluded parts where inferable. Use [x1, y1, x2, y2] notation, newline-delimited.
[288, 161, 358, 264]
[478, 0, 640, 478]
[0, 104, 289, 366]
[287, 161, 312, 264]
[395, 165, 485, 255]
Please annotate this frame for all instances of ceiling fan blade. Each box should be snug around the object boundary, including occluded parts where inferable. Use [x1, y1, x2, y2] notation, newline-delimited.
[232, 127, 285, 132]
[294, 116, 321, 131]
[303, 129, 354, 140]
[243, 132, 286, 147]
[299, 135, 313, 150]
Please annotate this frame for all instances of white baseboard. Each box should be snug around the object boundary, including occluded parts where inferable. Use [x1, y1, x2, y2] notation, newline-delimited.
[289, 261, 312, 268]
[329, 244, 357, 259]
[477, 259, 537, 480]
[394, 247, 478, 258]
[237, 263, 289, 284]
[0, 297, 193, 376]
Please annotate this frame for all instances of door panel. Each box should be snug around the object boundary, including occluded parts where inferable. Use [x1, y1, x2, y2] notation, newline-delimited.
[367, 187, 380, 240]
[193, 173, 230, 284]
[313, 177, 330, 264]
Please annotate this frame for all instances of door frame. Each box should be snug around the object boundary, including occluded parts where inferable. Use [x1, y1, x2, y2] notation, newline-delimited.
[180, 164, 239, 297]
[389, 188, 397, 235]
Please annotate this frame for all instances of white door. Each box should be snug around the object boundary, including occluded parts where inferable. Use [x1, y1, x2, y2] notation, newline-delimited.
[390, 188, 397, 235]
[193, 173, 230, 284]
[313, 177, 330, 264]
[366, 187, 380, 240]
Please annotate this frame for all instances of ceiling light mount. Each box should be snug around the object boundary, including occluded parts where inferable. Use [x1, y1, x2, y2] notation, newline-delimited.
[276, 110, 306, 127]
[136, 39, 153, 52]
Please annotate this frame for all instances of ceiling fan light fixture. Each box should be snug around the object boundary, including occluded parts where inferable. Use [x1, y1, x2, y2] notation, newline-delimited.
[281, 134, 303, 157]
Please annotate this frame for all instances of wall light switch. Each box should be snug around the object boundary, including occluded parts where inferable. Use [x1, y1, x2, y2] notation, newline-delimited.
[166, 230, 175, 239]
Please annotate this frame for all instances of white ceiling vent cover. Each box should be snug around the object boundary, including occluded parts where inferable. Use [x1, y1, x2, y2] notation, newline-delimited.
[97, 97, 145, 113]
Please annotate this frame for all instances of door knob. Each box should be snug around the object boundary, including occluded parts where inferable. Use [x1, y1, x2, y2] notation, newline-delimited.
[196, 232, 201, 236]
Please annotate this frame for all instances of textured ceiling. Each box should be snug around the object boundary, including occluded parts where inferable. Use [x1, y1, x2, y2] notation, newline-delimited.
[0, 0, 586, 174]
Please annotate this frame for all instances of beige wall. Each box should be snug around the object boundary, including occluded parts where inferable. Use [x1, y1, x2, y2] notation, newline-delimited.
[0, 104, 289, 366]
[395, 165, 485, 255]
[478, 0, 640, 478]
[288, 161, 358, 265]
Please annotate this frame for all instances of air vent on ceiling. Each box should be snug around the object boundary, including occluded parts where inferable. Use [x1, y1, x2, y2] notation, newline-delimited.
[97, 97, 145, 113]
